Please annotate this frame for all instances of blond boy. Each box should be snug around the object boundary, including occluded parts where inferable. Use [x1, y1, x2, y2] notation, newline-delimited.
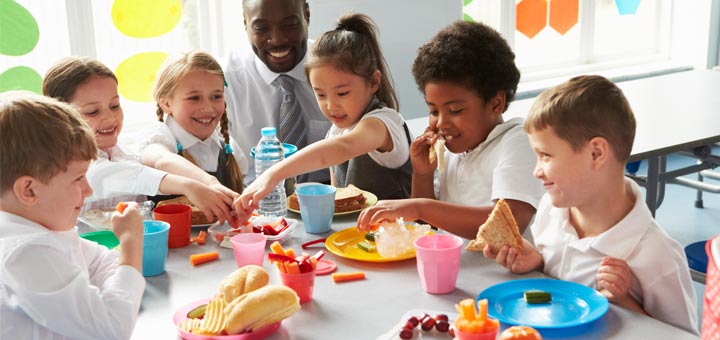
[486, 76, 698, 334]
[0, 91, 145, 339]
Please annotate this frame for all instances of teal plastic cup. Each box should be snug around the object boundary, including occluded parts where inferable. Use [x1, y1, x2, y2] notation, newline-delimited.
[296, 183, 336, 234]
[142, 220, 170, 277]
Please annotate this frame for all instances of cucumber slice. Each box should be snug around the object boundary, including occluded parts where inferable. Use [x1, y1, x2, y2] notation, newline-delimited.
[524, 290, 552, 304]
[186, 304, 207, 319]
[365, 232, 376, 242]
[357, 241, 376, 252]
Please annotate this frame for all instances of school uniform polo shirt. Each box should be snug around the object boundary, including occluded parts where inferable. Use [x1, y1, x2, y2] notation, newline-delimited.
[532, 178, 699, 335]
[438, 117, 543, 208]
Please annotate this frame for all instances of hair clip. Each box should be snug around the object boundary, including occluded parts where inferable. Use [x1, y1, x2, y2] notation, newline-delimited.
[176, 142, 183, 153]
[224, 79, 228, 88]
[225, 144, 233, 154]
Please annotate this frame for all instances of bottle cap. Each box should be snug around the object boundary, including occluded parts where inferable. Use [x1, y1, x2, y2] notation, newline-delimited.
[261, 127, 277, 136]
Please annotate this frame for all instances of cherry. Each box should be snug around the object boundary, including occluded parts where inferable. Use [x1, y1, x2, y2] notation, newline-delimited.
[399, 328, 414, 339]
[435, 320, 450, 332]
[407, 316, 420, 328]
[421, 317, 436, 331]
[434, 314, 449, 322]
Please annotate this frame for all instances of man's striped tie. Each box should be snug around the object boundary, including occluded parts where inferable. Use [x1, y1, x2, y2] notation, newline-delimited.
[277, 75, 307, 149]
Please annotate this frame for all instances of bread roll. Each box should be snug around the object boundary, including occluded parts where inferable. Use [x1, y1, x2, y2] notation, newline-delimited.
[224, 285, 301, 334]
[217, 265, 269, 303]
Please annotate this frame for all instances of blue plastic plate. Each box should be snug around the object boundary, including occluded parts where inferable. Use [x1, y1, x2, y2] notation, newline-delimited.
[250, 143, 297, 159]
[477, 278, 608, 330]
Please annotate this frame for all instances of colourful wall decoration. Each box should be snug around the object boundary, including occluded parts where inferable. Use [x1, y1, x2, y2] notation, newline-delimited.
[0, 0, 42, 93]
[115, 51, 169, 102]
[112, 0, 182, 38]
[615, 0, 641, 15]
[0, 0, 40, 56]
[549, 0, 578, 35]
[0, 66, 42, 94]
[516, 0, 548, 39]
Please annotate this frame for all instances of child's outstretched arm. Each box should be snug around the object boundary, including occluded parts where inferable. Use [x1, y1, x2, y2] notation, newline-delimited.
[159, 174, 234, 223]
[484, 239, 543, 274]
[597, 257, 648, 315]
[234, 117, 391, 218]
[141, 143, 238, 198]
[410, 127, 440, 199]
[112, 202, 144, 273]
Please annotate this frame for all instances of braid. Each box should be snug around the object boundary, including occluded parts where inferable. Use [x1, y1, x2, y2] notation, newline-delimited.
[156, 105, 165, 122]
[220, 111, 244, 193]
[181, 149, 199, 166]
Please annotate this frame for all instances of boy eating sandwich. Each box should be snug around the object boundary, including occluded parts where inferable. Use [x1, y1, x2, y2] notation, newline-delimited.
[485, 75, 698, 334]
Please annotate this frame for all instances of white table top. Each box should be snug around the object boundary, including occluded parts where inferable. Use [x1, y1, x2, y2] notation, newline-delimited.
[407, 69, 720, 162]
[127, 214, 699, 339]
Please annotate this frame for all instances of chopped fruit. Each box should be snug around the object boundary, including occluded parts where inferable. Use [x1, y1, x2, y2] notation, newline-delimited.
[436, 320, 450, 333]
[364, 232, 376, 242]
[399, 328, 413, 339]
[115, 202, 128, 213]
[421, 317, 436, 331]
[435, 314, 449, 322]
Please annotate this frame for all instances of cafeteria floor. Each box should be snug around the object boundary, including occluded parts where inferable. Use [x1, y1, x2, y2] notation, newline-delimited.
[633, 147, 720, 332]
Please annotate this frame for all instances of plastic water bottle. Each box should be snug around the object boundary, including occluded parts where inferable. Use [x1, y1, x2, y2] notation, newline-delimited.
[255, 127, 287, 217]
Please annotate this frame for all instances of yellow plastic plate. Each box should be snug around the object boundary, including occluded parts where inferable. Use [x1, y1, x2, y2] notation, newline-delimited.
[288, 190, 378, 216]
[325, 225, 431, 263]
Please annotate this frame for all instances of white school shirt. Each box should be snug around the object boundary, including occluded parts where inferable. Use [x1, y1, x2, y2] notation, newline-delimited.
[85, 144, 167, 204]
[438, 117, 543, 208]
[326, 108, 411, 168]
[138, 116, 249, 184]
[531, 178, 699, 335]
[222, 41, 332, 183]
[0, 212, 145, 340]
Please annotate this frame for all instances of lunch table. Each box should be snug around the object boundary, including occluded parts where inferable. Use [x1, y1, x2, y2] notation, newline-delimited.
[127, 214, 700, 339]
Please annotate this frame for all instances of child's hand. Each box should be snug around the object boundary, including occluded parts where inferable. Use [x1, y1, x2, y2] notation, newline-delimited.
[597, 257, 635, 302]
[184, 181, 234, 224]
[232, 196, 256, 226]
[209, 181, 239, 200]
[409, 128, 440, 176]
[234, 172, 278, 216]
[111, 202, 143, 272]
[484, 238, 542, 274]
[356, 199, 421, 232]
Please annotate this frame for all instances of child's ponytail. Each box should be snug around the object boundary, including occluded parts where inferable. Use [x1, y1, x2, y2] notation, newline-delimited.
[220, 112, 244, 193]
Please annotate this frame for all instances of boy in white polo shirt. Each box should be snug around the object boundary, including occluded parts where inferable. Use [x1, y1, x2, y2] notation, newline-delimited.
[485, 75, 698, 334]
[357, 21, 543, 240]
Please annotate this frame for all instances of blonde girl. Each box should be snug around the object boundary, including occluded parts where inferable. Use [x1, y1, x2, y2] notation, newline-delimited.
[234, 13, 412, 219]
[43, 56, 235, 223]
[140, 51, 247, 196]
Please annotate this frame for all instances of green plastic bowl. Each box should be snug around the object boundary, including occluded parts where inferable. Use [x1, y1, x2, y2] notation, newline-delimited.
[80, 230, 119, 250]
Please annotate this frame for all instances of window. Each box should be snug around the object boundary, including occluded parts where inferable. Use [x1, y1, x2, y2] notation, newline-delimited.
[462, 0, 685, 94]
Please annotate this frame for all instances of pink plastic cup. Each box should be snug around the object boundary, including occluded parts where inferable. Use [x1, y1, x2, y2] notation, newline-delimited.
[278, 269, 316, 303]
[230, 233, 267, 268]
[454, 327, 498, 340]
[413, 234, 463, 294]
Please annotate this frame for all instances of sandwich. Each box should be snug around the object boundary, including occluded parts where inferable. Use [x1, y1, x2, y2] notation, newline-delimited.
[156, 195, 216, 225]
[288, 184, 367, 213]
[428, 136, 446, 170]
[217, 265, 269, 303]
[224, 285, 301, 334]
[466, 199, 523, 253]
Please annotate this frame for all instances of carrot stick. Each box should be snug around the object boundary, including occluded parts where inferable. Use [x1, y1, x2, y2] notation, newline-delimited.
[285, 248, 296, 258]
[189, 251, 219, 266]
[275, 262, 286, 273]
[286, 262, 301, 274]
[196, 230, 206, 245]
[331, 272, 366, 283]
[116, 202, 128, 213]
[477, 298, 488, 322]
[270, 241, 285, 255]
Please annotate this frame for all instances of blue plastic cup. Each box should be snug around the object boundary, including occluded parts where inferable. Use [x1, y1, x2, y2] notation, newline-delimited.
[142, 220, 170, 277]
[296, 183, 336, 234]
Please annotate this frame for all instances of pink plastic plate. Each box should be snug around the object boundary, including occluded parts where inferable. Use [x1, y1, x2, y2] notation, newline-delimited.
[173, 298, 281, 340]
